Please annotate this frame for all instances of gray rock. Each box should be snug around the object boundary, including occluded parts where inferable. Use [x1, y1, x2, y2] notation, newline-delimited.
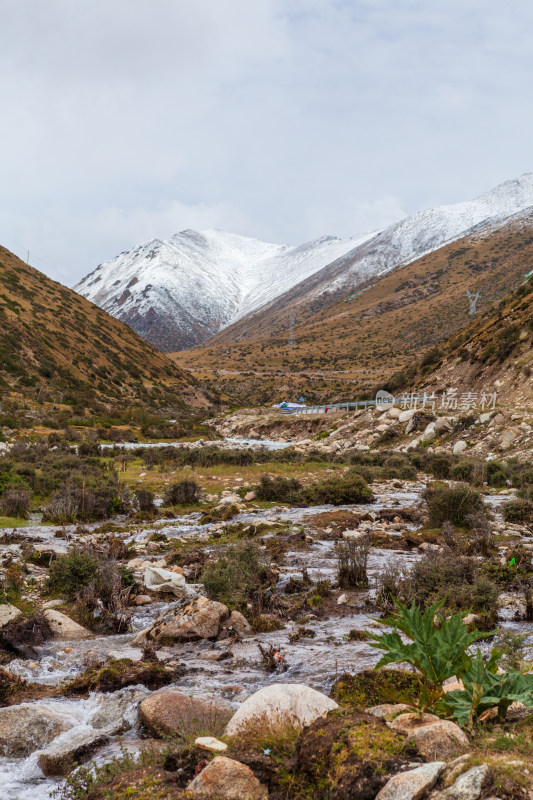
[225, 683, 338, 736]
[37, 726, 109, 776]
[0, 705, 72, 757]
[433, 765, 488, 800]
[376, 761, 446, 800]
[0, 603, 22, 628]
[90, 685, 149, 734]
[43, 609, 92, 640]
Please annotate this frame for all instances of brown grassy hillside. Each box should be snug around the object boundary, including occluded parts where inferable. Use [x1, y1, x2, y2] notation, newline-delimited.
[174, 214, 533, 405]
[0, 246, 210, 419]
[408, 276, 533, 407]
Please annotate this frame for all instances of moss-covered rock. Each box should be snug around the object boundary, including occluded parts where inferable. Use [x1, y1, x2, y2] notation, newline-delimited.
[64, 658, 182, 695]
[330, 669, 427, 708]
[293, 707, 421, 800]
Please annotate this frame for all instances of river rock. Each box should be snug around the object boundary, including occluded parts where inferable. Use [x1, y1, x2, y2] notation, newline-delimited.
[224, 610, 253, 637]
[218, 493, 241, 506]
[195, 736, 228, 753]
[0, 705, 72, 756]
[132, 595, 152, 606]
[144, 565, 187, 596]
[225, 683, 338, 736]
[132, 595, 230, 644]
[389, 713, 469, 759]
[433, 765, 488, 800]
[42, 599, 65, 610]
[90, 685, 150, 734]
[0, 603, 22, 628]
[37, 725, 109, 776]
[187, 756, 268, 799]
[376, 761, 446, 800]
[139, 690, 229, 737]
[43, 609, 91, 640]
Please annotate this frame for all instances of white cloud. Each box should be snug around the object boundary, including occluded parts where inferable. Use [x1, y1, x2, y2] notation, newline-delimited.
[0, 0, 532, 283]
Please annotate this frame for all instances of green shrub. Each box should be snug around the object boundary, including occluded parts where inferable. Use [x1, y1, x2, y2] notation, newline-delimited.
[48, 549, 100, 600]
[380, 552, 499, 627]
[496, 324, 521, 361]
[162, 480, 201, 506]
[335, 536, 370, 588]
[381, 455, 417, 480]
[451, 461, 475, 483]
[200, 542, 270, 610]
[502, 498, 533, 524]
[486, 460, 509, 487]
[442, 651, 533, 727]
[428, 454, 453, 479]
[255, 474, 303, 503]
[424, 482, 485, 527]
[370, 600, 491, 686]
[135, 489, 155, 512]
[304, 471, 373, 505]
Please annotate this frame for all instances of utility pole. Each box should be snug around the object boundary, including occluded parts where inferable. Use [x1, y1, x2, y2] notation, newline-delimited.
[288, 311, 296, 348]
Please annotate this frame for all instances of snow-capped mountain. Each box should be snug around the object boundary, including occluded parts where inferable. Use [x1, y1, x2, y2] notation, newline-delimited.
[320, 172, 533, 298]
[75, 173, 533, 351]
[74, 229, 371, 350]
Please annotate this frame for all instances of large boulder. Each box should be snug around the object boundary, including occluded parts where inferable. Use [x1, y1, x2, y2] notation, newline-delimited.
[132, 595, 230, 645]
[43, 609, 91, 640]
[139, 690, 229, 737]
[225, 683, 338, 736]
[0, 704, 72, 756]
[37, 726, 109, 776]
[187, 756, 268, 799]
[389, 713, 469, 759]
[376, 761, 446, 800]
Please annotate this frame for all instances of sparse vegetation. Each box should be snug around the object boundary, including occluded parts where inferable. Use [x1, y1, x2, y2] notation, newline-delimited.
[200, 541, 271, 611]
[162, 479, 201, 506]
[424, 482, 485, 527]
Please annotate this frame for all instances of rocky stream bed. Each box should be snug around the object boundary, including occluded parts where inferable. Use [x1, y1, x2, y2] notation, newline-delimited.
[0, 478, 532, 799]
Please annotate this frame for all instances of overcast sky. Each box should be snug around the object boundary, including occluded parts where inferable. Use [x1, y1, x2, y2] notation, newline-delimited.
[1, 0, 532, 286]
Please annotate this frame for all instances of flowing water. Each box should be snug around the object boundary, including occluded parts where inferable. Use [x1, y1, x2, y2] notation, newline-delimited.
[1, 481, 531, 799]
[100, 437, 292, 451]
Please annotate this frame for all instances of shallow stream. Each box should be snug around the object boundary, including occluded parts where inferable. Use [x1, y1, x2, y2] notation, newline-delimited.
[1, 483, 531, 799]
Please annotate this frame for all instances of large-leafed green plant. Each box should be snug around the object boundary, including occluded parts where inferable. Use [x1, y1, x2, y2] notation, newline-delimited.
[368, 600, 495, 713]
[369, 600, 493, 682]
[440, 651, 533, 728]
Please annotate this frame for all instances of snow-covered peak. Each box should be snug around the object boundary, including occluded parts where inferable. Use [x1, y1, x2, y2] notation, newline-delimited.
[74, 227, 365, 350]
[74, 172, 533, 352]
[321, 172, 533, 295]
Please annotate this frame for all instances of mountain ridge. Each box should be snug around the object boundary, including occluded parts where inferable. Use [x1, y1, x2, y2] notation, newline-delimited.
[75, 172, 533, 354]
[0, 245, 208, 420]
